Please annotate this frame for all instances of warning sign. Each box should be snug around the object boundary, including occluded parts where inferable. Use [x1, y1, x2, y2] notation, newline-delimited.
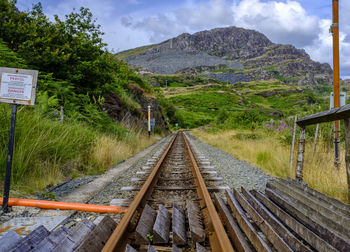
[1, 73, 33, 100]
[0, 67, 38, 105]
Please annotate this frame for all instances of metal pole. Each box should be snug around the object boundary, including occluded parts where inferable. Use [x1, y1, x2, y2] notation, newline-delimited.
[3, 104, 18, 212]
[147, 105, 151, 137]
[332, 0, 341, 167]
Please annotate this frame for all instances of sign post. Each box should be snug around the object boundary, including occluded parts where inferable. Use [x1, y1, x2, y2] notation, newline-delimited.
[0, 67, 38, 212]
[147, 105, 151, 137]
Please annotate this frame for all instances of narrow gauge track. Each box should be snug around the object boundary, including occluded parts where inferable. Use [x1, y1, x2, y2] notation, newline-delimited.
[103, 131, 233, 251]
[1, 132, 349, 252]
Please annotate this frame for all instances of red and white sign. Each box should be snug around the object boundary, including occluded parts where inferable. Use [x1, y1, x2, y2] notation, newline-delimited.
[1, 73, 33, 100]
[0, 67, 38, 105]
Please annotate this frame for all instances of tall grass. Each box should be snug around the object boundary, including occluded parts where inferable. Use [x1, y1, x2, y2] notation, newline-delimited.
[192, 128, 349, 203]
[0, 104, 156, 195]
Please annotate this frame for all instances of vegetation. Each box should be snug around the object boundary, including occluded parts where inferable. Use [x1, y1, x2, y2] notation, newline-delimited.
[192, 128, 349, 203]
[162, 80, 327, 129]
[0, 1, 157, 195]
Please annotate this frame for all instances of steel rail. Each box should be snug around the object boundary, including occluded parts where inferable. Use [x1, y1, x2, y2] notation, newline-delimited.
[182, 132, 235, 252]
[102, 134, 177, 252]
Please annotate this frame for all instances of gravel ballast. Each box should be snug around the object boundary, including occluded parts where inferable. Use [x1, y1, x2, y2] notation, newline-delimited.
[186, 132, 273, 191]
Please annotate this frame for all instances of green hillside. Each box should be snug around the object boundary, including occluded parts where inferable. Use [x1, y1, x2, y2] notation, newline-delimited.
[161, 80, 330, 129]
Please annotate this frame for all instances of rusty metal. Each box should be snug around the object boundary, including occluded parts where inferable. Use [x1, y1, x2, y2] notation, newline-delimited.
[102, 134, 177, 252]
[182, 133, 234, 252]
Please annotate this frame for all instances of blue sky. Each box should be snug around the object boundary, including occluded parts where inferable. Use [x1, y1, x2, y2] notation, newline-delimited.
[15, 0, 350, 77]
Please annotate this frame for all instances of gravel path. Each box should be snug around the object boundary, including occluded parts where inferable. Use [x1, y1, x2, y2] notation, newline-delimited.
[186, 132, 273, 192]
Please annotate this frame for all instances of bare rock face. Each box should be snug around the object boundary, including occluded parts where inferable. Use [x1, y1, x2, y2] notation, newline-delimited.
[121, 26, 333, 87]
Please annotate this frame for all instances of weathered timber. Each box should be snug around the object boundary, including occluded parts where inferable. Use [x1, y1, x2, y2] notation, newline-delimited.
[125, 244, 137, 252]
[75, 216, 117, 252]
[52, 219, 95, 252]
[267, 183, 350, 240]
[344, 118, 350, 202]
[121, 185, 228, 191]
[252, 190, 337, 252]
[296, 126, 306, 181]
[147, 245, 158, 252]
[153, 204, 171, 244]
[186, 200, 205, 245]
[296, 106, 349, 127]
[135, 204, 157, 245]
[196, 243, 209, 252]
[225, 189, 272, 252]
[246, 189, 312, 252]
[233, 188, 292, 251]
[172, 245, 182, 252]
[271, 180, 350, 225]
[10, 225, 50, 252]
[0, 231, 21, 252]
[110, 198, 133, 207]
[140, 245, 172, 251]
[172, 203, 186, 246]
[213, 193, 253, 252]
[285, 178, 350, 215]
[265, 187, 350, 251]
[32, 226, 72, 252]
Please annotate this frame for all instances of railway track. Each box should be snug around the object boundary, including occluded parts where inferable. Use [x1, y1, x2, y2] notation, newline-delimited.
[0, 132, 349, 251]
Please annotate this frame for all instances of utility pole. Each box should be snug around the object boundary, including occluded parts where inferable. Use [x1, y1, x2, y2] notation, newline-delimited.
[331, 0, 340, 167]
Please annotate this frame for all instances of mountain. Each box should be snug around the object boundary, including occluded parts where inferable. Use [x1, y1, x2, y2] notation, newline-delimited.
[117, 26, 332, 87]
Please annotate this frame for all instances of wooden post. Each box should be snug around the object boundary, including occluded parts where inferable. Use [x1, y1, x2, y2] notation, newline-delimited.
[327, 126, 333, 153]
[313, 124, 320, 153]
[289, 115, 297, 169]
[60, 106, 64, 122]
[344, 119, 350, 202]
[296, 127, 306, 181]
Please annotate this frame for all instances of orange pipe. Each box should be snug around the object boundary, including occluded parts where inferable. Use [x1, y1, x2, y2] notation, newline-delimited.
[0, 198, 128, 214]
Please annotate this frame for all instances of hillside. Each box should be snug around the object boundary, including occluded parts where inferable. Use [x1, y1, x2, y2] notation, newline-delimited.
[117, 26, 332, 87]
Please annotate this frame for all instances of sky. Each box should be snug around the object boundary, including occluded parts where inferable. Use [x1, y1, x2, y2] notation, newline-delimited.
[15, 0, 350, 78]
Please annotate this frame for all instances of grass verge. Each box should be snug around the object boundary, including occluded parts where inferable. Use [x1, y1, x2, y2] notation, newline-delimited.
[0, 105, 157, 196]
[192, 128, 349, 203]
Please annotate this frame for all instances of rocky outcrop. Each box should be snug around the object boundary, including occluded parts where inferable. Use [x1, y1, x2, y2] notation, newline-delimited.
[120, 26, 333, 87]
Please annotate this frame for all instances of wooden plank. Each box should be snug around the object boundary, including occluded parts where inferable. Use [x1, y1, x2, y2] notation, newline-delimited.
[296, 107, 340, 126]
[10, 225, 50, 252]
[147, 245, 158, 252]
[172, 245, 182, 252]
[75, 216, 116, 252]
[286, 178, 350, 214]
[122, 186, 228, 191]
[344, 118, 350, 202]
[267, 183, 350, 239]
[125, 244, 137, 252]
[153, 204, 171, 244]
[225, 190, 272, 252]
[251, 190, 336, 252]
[52, 219, 95, 252]
[172, 203, 186, 246]
[213, 193, 253, 252]
[186, 200, 205, 245]
[140, 245, 172, 251]
[271, 180, 350, 225]
[32, 226, 72, 252]
[110, 198, 132, 207]
[233, 188, 293, 252]
[265, 188, 350, 251]
[135, 204, 157, 245]
[0, 230, 21, 252]
[245, 188, 312, 252]
[196, 243, 209, 252]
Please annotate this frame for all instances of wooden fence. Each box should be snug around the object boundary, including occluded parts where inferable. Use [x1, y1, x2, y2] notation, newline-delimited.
[296, 104, 350, 201]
